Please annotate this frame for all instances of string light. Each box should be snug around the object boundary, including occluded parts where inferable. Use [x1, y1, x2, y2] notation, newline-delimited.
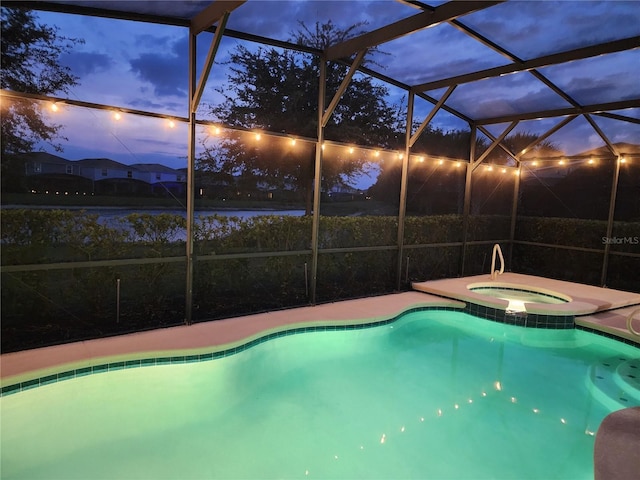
[349, 147, 354, 154]
[254, 132, 261, 141]
[290, 138, 297, 146]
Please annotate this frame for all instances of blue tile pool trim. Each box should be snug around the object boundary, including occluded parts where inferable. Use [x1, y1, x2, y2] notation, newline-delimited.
[3, 304, 636, 398]
[576, 324, 640, 348]
[463, 302, 575, 329]
[0, 306, 457, 397]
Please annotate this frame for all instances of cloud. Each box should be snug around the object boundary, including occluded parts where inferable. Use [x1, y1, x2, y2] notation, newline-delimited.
[444, 72, 571, 119]
[60, 51, 114, 77]
[226, 0, 417, 44]
[129, 35, 189, 97]
[129, 98, 184, 112]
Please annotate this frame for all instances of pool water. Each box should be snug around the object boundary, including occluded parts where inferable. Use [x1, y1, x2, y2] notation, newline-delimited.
[2, 311, 639, 479]
[470, 287, 568, 304]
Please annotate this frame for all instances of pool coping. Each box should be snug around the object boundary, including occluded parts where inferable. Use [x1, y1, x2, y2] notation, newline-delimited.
[2, 274, 639, 395]
[0, 292, 464, 391]
[413, 273, 640, 342]
[413, 273, 640, 317]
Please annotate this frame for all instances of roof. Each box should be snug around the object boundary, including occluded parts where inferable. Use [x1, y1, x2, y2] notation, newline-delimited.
[5, 0, 640, 156]
[14, 152, 71, 164]
[75, 158, 132, 169]
[130, 163, 181, 174]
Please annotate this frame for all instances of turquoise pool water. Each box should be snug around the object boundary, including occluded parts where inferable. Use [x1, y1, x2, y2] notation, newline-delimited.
[1, 310, 639, 479]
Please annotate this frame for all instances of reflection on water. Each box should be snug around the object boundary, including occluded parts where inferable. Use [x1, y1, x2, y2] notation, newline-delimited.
[94, 208, 306, 242]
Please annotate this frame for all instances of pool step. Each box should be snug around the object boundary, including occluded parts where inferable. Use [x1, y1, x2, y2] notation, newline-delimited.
[589, 356, 640, 408]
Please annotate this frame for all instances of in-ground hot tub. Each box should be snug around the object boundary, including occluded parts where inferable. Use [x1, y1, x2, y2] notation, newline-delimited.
[412, 273, 640, 335]
[467, 282, 571, 313]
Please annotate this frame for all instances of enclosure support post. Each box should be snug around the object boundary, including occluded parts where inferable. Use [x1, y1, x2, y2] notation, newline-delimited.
[600, 155, 621, 287]
[584, 114, 621, 287]
[460, 125, 476, 276]
[310, 58, 327, 304]
[185, 31, 197, 325]
[508, 162, 521, 266]
[396, 91, 413, 290]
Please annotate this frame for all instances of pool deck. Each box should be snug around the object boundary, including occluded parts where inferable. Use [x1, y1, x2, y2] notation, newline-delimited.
[1, 273, 639, 386]
[0, 292, 463, 385]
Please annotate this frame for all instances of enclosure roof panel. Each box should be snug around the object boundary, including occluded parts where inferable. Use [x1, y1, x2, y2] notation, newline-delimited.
[458, 0, 640, 61]
[5, 0, 640, 127]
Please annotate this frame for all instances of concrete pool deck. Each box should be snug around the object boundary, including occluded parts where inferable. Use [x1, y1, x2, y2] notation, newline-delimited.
[413, 273, 640, 343]
[1, 273, 639, 387]
[0, 292, 463, 385]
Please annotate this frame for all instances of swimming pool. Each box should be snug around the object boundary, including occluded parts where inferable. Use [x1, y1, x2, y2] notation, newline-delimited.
[2, 310, 639, 479]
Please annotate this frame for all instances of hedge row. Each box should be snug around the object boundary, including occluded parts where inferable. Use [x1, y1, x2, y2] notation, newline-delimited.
[1, 210, 637, 352]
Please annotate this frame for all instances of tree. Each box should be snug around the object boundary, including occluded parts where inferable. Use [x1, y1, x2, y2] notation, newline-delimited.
[480, 131, 560, 165]
[1, 7, 82, 190]
[198, 21, 402, 214]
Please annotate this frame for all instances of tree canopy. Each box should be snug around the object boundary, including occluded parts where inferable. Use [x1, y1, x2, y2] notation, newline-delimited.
[198, 21, 403, 214]
[1, 7, 82, 160]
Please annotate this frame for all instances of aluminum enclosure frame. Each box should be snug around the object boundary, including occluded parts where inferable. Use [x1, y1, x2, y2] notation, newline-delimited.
[2, 0, 639, 324]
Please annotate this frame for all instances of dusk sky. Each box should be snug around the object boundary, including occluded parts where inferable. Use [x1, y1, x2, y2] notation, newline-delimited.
[25, 0, 640, 178]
